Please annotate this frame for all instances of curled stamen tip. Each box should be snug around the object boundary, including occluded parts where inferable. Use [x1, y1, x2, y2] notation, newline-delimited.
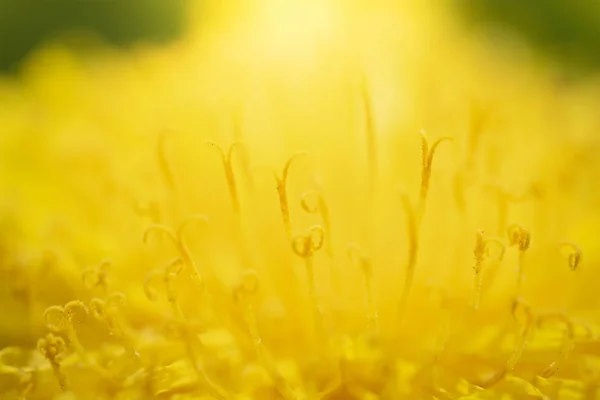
[512, 298, 533, 323]
[142, 227, 154, 243]
[89, 298, 106, 319]
[142, 224, 176, 244]
[557, 241, 582, 271]
[165, 258, 184, 277]
[507, 223, 531, 252]
[568, 253, 581, 271]
[280, 151, 310, 181]
[82, 268, 99, 288]
[204, 140, 220, 148]
[64, 301, 88, 324]
[106, 292, 127, 309]
[475, 231, 506, 262]
[37, 333, 66, 358]
[428, 136, 454, 164]
[537, 313, 575, 339]
[44, 306, 66, 332]
[300, 190, 321, 214]
[206, 140, 245, 164]
[292, 235, 307, 257]
[292, 225, 325, 257]
[82, 260, 110, 289]
[309, 224, 325, 241]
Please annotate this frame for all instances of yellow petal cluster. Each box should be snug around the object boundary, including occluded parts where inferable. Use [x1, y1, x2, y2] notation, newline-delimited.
[1, 1, 600, 399]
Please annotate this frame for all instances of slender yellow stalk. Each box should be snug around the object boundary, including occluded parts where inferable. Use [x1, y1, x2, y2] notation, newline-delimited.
[301, 190, 333, 257]
[82, 259, 111, 298]
[479, 299, 534, 389]
[348, 242, 378, 332]
[275, 152, 307, 238]
[179, 332, 230, 400]
[398, 133, 451, 318]
[506, 299, 534, 372]
[399, 190, 418, 319]
[144, 259, 229, 399]
[89, 293, 138, 358]
[234, 270, 303, 400]
[206, 141, 244, 218]
[195, 363, 230, 400]
[44, 303, 87, 362]
[471, 230, 505, 310]
[142, 214, 209, 283]
[417, 131, 452, 223]
[537, 313, 576, 379]
[507, 223, 531, 300]
[143, 258, 185, 318]
[44, 302, 116, 384]
[292, 225, 325, 336]
[37, 334, 68, 391]
[301, 190, 341, 300]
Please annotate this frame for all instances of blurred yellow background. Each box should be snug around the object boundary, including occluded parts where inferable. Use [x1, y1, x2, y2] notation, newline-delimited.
[1, 1, 600, 399]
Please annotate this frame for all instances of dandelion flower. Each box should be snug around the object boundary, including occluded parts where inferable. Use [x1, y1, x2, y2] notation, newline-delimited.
[1, 1, 600, 399]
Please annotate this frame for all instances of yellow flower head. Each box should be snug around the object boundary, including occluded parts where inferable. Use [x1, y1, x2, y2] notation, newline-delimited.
[1, 1, 600, 399]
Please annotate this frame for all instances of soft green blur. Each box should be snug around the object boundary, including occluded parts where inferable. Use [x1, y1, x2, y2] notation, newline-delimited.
[0, 1, 188, 72]
[455, 0, 600, 76]
[2, 1, 600, 76]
